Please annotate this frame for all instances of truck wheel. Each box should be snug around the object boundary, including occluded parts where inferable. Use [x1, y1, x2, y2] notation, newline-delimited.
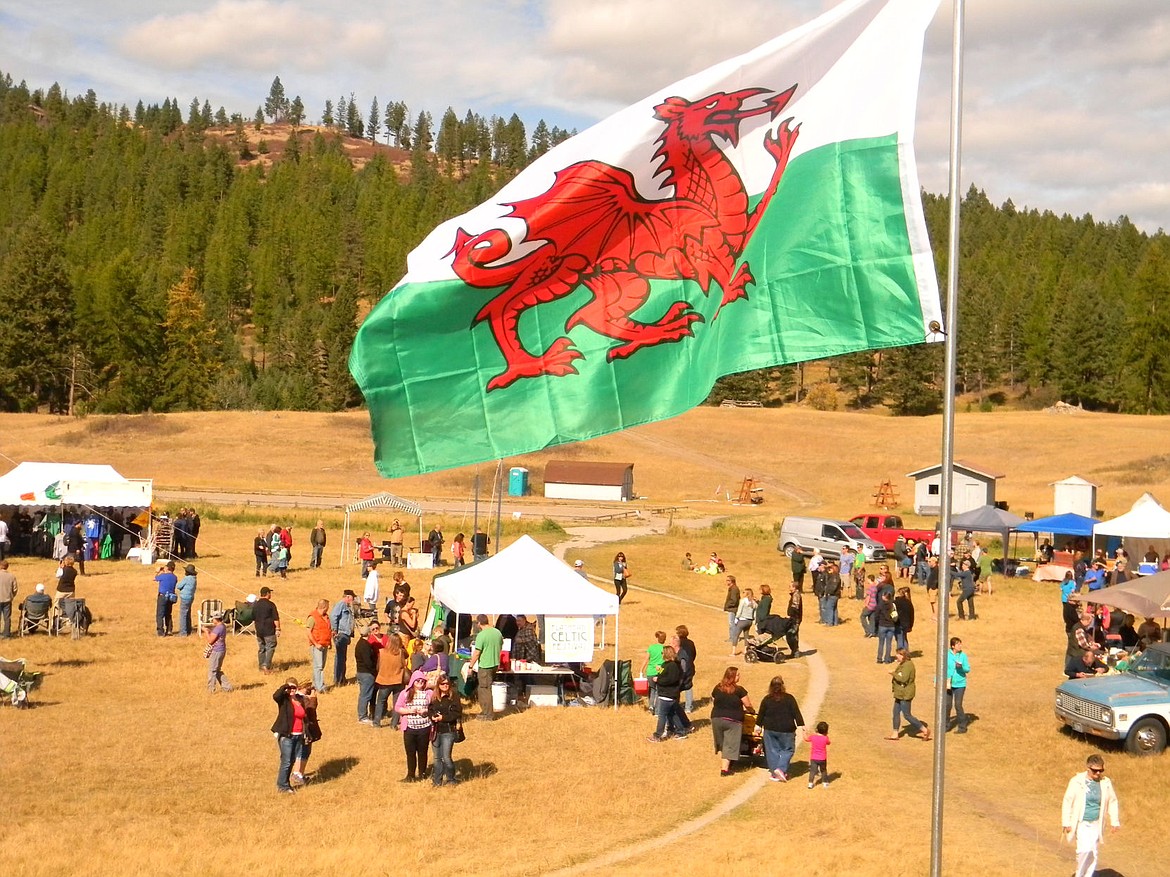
[782, 543, 795, 557]
[1125, 718, 1167, 755]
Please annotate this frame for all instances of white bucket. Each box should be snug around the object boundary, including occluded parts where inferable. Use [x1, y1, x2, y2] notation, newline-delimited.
[140, 549, 155, 565]
[491, 681, 508, 712]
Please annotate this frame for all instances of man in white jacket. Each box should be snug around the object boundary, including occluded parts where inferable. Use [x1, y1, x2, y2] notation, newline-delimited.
[1061, 753, 1120, 877]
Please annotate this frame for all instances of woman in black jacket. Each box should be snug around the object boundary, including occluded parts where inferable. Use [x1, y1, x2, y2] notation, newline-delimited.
[428, 676, 464, 786]
[647, 646, 691, 741]
[272, 678, 307, 793]
[757, 674, 805, 781]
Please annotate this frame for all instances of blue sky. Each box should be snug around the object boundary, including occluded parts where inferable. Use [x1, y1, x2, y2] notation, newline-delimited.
[1, 0, 1167, 232]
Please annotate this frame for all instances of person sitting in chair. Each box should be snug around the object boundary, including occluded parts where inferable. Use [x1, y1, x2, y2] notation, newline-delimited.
[21, 583, 53, 634]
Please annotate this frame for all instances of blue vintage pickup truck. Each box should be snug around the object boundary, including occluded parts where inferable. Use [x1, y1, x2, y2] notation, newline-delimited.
[1055, 642, 1170, 755]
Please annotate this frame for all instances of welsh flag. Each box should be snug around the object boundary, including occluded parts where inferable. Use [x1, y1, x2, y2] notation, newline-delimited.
[351, 0, 943, 478]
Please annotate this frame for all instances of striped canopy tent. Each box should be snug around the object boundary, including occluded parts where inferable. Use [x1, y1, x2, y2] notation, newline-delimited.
[339, 491, 423, 567]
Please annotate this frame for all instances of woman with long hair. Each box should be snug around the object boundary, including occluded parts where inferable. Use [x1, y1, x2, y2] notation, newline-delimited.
[756, 674, 805, 781]
[394, 670, 434, 783]
[710, 666, 752, 776]
[271, 677, 306, 793]
[731, 588, 756, 655]
[374, 631, 409, 729]
[888, 648, 930, 740]
[292, 679, 321, 784]
[647, 645, 691, 741]
[452, 533, 467, 568]
[613, 552, 629, 604]
[428, 674, 464, 786]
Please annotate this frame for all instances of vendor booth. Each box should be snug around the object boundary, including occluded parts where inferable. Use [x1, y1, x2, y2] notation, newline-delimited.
[1016, 512, 1098, 581]
[1094, 493, 1170, 571]
[0, 462, 152, 559]
[432, 535, 622, 707]
[949, 504, 1026, 587]
[339, 491, 423, 567]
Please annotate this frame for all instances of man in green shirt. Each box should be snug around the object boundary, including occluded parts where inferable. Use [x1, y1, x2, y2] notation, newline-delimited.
[469, 613, 503, 721]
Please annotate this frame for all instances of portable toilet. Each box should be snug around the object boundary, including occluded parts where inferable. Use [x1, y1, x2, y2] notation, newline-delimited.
[508, 467, 529, 497]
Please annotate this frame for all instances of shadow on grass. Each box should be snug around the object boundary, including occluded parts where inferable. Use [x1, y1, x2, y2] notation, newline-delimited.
[455, 758, 498, 781]
[233, 682, 266, 692]
[314, 756, 359, 783]
[45, 658, 97, 668]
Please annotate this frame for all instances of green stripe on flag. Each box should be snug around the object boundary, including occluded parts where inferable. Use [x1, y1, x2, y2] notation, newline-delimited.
[351, 135, 927, 478]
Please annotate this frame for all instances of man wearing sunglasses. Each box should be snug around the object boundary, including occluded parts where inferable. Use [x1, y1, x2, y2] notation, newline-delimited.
[1061, 754, 1121, 877]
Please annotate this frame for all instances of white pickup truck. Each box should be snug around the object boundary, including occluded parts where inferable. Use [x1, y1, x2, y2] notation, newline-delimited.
[1054, 642, 1170, 755]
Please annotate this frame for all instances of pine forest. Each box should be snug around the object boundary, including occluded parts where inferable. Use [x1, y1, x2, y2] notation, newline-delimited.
[0, 72, 1167, 418]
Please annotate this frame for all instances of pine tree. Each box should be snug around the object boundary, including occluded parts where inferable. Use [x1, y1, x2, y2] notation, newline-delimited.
[321, 99, 334, 127]
[0, 216, 74, 411]
[411, 110, 433, 153]
[368, 97, 380, 142]
[345, 94, 363, 138]
[158, 268, 223, 410]
[253, 106, 264, 130]
[1121, 240, 1170, 413]
[288, 95, 305, 127]
[529, 119, 551, 160]
[264, 76, 287, 122]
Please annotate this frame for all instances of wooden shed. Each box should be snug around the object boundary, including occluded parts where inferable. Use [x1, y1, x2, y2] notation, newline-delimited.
[905, 460, 1003, 516]
[543, 461, 635, 502]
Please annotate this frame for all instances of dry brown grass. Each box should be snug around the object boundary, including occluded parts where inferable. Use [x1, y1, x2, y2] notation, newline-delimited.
[5, 406, 1170, 519]
[2, 407, 1168, 876]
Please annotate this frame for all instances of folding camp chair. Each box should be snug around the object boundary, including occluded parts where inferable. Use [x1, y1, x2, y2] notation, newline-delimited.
[232, 600, 256, 636]
[20, 599, 53, 637]
[54, 598, 89, 639]
[197, 599, 223, 637]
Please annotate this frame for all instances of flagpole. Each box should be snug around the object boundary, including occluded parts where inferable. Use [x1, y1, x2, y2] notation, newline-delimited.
[930, 1, 965, 875]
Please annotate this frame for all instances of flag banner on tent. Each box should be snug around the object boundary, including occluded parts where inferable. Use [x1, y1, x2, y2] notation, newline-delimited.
[351, 0, 943, 477]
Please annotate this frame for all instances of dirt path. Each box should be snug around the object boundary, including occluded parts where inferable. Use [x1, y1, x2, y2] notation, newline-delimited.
[545, 524, 831, 876]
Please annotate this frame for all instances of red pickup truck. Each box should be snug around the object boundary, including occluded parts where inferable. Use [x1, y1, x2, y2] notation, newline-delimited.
[848, 514, 934, 552]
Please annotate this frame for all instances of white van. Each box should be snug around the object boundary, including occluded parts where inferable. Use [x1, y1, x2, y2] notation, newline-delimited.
[777, 516, 887, 562]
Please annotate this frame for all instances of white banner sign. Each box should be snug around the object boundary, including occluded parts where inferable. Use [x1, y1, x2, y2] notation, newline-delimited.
[544, 616, 595, 663]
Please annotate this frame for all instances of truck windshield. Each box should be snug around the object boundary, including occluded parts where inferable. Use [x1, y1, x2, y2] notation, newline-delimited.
[1128, 649, 1170, 684]
[841, 524, 868, 540]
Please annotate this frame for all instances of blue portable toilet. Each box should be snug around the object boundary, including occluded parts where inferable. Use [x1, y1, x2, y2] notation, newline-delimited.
[508, 467, 529, 497]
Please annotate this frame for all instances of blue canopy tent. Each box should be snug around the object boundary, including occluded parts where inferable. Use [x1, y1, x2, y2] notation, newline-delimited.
[1017, 513, 1100, 581]
[1015, 513, 1098, 537]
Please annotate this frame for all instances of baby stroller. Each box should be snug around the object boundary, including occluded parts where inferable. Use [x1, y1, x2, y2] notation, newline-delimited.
[0, 657, 37, 707]
[744, 615, 800, 664]
[740, 709, 765, 765]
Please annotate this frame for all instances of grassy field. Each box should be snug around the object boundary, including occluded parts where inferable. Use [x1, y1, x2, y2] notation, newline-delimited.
[1, 407, 1167, 876]
[3, 406, 1170, 518]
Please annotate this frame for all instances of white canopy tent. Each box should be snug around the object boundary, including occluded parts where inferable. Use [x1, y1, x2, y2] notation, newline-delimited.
[0, 461, 152, 558]
[0, 462, 151, 508]
[1094, 493, 1170, 562]
[432, 535, 622, 708]
[339, 491, 423, 567]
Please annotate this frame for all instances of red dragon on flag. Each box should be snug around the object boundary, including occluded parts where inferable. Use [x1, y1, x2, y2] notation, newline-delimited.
[447, 85, 800, 391]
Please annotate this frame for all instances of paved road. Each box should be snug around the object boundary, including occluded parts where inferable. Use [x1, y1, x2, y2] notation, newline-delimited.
[154, 487, 665, 524]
